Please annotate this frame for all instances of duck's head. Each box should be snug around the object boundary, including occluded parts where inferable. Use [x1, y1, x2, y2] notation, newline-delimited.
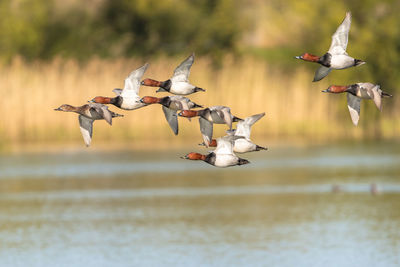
[90, 96, 111, 104]
[140, 96, 161, 104]
[198, 139, 217, 147]
[178, 110, 199, 118]
[322, 85, 347, 93]
[54, 104, 75, 112]
[141, 78, 161, 87]
[295, 53, 320, 62]
[180, 152, 206, 161]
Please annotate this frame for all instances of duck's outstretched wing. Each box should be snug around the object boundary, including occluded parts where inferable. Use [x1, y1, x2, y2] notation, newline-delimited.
[221, 107, 233, 129]
[181, 99, 190, 110]
[235, 112, 265, 139]
[121, 63, 149, 97]
[79, 115, 94, 147]
[171, 54, 194, 83]
[347, 93, 361, 126]
[88, 103, 112, 125]
[368, 85, 382, 111]
[162, 106, 179, 135]
[112, 89, 123, 96]
[328, 12, 351, 55]
[199, 117, 213, 147]
[214, 135, 243, 155]
[313, 66, 332, 82]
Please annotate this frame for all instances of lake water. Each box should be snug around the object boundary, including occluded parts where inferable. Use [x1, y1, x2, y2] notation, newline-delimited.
[0, 144, 399, 267]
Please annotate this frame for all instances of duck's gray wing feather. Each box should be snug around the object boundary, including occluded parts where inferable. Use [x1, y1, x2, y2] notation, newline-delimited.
[313, 66, 332, 82]
[171, 54, 194, 83]
[235, 112, 265, 139]
[112, 89, 123, 96]
[199, 117, 213, 147]
[214, 137, 234, 155]
[88, 103, 112, 125]
[79, 115, 94, 147]
[97, 105, 113, 125]
[162, 106, 179, 135]
[121, 63, 149, 96]
[221, 108, 233, 129]
[347, 93, 361, 126]
[328, 11, 351, 55]
[370, 85, 382, 111]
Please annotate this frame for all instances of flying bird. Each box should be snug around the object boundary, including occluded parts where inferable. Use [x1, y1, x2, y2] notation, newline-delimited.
[181, 135, 250, 168]
[295, 12, 365, 82]
[141, 53, 205, 95]
[322, 83, 392, 125]
[90, 63, 149, 110]
[200, 112, 267, 153]
[140, 95, 202, 135]
[54, 103, 123, 146]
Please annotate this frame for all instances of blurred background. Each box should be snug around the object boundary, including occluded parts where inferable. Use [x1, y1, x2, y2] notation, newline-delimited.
[0, 0, 399, 150]
[1, 0, 400, 266]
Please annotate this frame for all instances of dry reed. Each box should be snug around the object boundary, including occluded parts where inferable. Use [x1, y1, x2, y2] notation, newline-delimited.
[0, 56, 398, 150]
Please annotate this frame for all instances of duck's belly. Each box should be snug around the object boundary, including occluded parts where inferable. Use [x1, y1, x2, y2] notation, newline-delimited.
[214, 154, 239, 167]
[170, 82, 195, 95]
[121, 99, 145, 110]
[234, 139, 256, 153]
[330, 55, 355, 69]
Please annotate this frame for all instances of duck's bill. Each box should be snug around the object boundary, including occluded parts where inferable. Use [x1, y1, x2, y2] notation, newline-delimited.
[54, 107, 62, 111]
[295, 56, 301, 59]
[321, 89, 329, 93]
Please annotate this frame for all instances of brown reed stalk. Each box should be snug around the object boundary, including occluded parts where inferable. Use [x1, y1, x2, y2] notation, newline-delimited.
[0, 56, 398, 150]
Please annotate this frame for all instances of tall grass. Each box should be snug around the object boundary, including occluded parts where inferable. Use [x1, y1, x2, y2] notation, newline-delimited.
[0, 56, 398, 150]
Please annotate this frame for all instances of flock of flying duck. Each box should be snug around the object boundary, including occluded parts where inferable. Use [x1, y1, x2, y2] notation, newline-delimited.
[55, 11, 392, 168]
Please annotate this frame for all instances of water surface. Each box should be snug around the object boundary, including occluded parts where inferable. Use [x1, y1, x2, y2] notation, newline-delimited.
[0, 144, 399, 266]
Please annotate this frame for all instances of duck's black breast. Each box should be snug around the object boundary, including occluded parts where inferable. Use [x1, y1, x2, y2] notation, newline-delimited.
[160, 96, 171, 108]
[161, 79, 172, 90]
[112, 96, 123, 108]
[204, 152, 216, 166]
[318, 53, 332, 67]
[346, 84, 359, 96]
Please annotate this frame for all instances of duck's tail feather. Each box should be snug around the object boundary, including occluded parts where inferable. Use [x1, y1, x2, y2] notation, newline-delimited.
[255, 145, 268, 151]
[233, 116, 243, 122]
[354, 59, 366, 66]
[194, 87, 205, 92]
[382, 91, 393, 98]
[238, 158, 250, 165]
[111, 112, 124, 118]
[193, 103, 203, 108]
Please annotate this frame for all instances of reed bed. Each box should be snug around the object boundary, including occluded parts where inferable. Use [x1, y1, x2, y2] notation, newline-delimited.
[0, 56, 398, 150]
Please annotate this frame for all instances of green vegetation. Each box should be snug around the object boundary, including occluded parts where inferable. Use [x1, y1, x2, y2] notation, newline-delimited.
[0, 0, 241, 61]
[1, 0, 398, 88]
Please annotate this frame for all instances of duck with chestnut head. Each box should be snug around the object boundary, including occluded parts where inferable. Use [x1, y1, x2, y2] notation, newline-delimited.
[140, 95, 202, 135]
[181, 135, 250, 168]
[141, 53, 205, 95]
[90, 63, 149, 110]
[178, 106, 242, 147]
[322, 83, 392, 126]
[295, 12, 365, 82]
[199, 112, 268, 153]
